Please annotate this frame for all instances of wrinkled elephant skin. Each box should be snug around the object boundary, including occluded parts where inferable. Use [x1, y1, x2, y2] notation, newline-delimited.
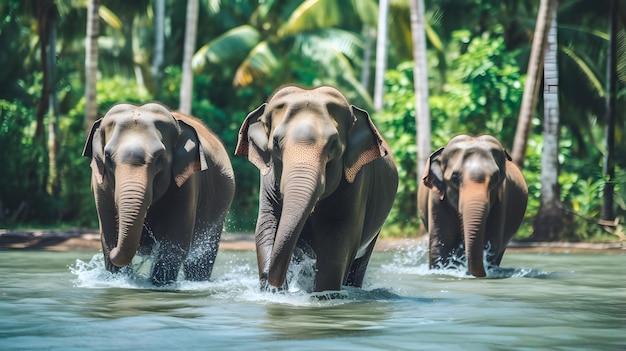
[418, 135, 528, 277]
[84, 103, 234, 285]
[236, 85, 398, 292]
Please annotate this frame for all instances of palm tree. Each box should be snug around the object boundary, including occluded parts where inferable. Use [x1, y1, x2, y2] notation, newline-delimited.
[408, 0, 431, 180]
[602, 0, 617, 221]
[531, 0, 572, 241]
[373, 0, 389, 111]
[151, 0, 165, 94]
[192, 0, 376, 108]
[511, 0, 557, 168]
[85, 0, 99, 134]
[179, 0, 198, 114]
[29, 0, 60, 195]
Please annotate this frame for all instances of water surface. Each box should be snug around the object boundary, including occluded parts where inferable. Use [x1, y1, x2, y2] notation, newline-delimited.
[1, 245, 624, 350]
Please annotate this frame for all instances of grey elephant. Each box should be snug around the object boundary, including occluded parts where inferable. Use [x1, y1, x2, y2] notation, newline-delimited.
[83, 103, 235, 285]
[418, 135, 528, 277]
[235, 85, 398, 292]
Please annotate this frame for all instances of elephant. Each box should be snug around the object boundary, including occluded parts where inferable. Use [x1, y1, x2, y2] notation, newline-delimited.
[83, 102, 235, 285]
[417, 134, 528, 277]
[235, 85, 398, 292]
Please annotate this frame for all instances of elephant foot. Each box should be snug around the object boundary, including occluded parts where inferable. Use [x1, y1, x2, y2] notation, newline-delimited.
[259, 276, 288, 292]
[151, 274, 177, 286]
[104, 257, 122, 274]
[151, 262, 180, 286]
[311, 291, 345, 300]
[184, 263, 213, 282]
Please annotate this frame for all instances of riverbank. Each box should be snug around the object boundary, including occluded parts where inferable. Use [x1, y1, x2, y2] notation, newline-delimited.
[0, 229, 623, 253]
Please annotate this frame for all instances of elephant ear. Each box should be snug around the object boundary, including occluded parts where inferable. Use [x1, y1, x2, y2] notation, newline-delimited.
[423, 147, 445, 200]
[83, 118, 105, 185]
[343, 105, 388, 183]
[497, 148, 513, 201]
[172, 118, 210, 187]
[235, 103, 271, 175]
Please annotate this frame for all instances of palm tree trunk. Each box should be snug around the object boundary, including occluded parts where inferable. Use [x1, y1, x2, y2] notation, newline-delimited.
[34, 0, 59, 196]
[511, 0, 557, 168]
[531, 0, 572, 241]
[373, 0, 389, 112]
[179, 0, 199, 115]
[602, 0, 617, 221]
[46, 6, 59, 196]
[409, 0, 431, 181]
[85, 0, 100, 135]
[151, 0, 165, 94]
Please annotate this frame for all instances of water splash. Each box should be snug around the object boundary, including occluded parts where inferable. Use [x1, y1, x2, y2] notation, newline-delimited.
[381, 243, 552, 279]
[69, 252, 401, 306]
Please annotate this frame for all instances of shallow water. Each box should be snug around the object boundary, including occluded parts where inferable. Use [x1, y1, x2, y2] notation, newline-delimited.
[0, 245, 624, 350]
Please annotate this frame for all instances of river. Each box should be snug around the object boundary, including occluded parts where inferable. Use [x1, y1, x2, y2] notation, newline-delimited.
[0, 245, 624, 350]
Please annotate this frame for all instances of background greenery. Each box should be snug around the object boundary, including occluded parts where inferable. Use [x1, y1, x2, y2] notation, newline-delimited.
[0, 0, 624, 242]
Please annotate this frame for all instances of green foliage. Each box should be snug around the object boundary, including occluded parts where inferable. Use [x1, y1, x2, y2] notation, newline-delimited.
[156, 66, 260, 232]
[519, 134, 626, 241]
[2, 0, 624, 243]
[429, 30, 523, 147]
[376, 64, 419, 235]
[0, 100, 49, 224]
[378, 32, 525, 236]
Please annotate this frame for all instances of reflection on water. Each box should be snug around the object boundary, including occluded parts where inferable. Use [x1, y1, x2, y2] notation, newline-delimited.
[0, 245, 624, 350]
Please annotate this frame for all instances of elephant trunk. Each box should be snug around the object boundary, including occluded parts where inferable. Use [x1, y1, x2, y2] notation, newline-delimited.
[109, 167, 151, 267]
[460, 183, 490, 277]
[267, 162, 323, 288]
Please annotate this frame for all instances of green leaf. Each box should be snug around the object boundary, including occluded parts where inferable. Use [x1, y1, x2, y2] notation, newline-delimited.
[233, 41, 279, 87]
[192, 25, 261, 73]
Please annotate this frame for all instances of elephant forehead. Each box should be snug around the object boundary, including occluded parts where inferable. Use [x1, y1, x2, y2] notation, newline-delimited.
[103, 107, 172, 133]
[269, 87, 349, 112]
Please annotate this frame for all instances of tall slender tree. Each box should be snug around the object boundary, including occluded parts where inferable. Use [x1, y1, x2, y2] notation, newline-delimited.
[85, 0, 100, 134]
[373, 0, 389, 112]
[179, 0, 198, 114]
[152, 0, 165, 94]
[511, 0, 557, 168]
[531, 0, 572, 241]
[602, 0, 617, 221]
[31, 0, 60, 195]
[409, 0, 431, 180]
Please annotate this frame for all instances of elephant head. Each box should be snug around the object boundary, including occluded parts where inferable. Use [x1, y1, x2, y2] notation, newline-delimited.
[235, 85, 387, 289]
[83, 103, 208, 269]
[422, 135, 511, 277]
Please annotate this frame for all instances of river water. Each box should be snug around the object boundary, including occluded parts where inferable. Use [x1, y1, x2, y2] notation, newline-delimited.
[0, 244, 624, 350]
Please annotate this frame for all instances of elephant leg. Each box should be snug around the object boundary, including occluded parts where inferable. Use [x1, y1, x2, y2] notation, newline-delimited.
[428, 196, 463, 269]
[312, 233, 362, 292]
[184, 222, 223, 281]
[147, 188, 196, 285]
[345, 233, 378, 287]
[151, 240, 188, 285]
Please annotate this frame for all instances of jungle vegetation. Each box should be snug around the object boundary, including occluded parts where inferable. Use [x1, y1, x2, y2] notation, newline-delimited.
[0, 0, 624, 242]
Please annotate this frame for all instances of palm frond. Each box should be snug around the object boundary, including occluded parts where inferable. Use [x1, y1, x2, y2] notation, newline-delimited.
[291, 28, 364, 65]
[99, 5, 122, 30]
[233, 41, 279, 87]
[350, 0, 378, 26]
[279, 0, 342, 37]
[561, 45, 605, 97]
[192, 25, 261, 73]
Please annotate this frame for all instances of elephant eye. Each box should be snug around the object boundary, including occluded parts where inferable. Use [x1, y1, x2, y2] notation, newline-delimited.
[490, 171, 501, 185]
[104, 148, 113, 162]
[450, 172, 461, 187]
[271, 135, 282, 156]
